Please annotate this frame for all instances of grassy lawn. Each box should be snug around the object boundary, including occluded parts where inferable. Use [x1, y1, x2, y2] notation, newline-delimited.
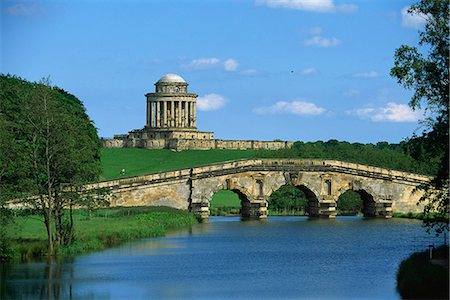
[9, 207, 198, 260]
[209, 190, 241, 216]
[101, 148, 259, 180]
[210, 190, 241, 207]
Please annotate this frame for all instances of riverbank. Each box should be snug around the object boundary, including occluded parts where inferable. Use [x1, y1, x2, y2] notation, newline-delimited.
[397, 245, 449, 299]
[6, 206, 199, 262]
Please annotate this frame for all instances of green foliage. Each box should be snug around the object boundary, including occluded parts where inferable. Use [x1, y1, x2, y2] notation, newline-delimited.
[0, 74, 105, 254]
[101, 148, 259, 180]
[337, 191, 363, 215]
[390, 0, 449, 235]
[257, 140, 436, 176]
[397, 246, 449, 299]
[269, 185, 307, 215]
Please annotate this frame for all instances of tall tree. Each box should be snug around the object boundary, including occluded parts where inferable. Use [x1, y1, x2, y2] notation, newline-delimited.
[390, 0, 449, 234]
[0, 75, 106, 255]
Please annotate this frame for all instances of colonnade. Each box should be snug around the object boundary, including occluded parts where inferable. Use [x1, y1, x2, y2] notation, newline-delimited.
[147, 100, 196, 128]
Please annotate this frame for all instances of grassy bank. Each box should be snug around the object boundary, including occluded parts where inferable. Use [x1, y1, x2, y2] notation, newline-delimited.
[397, 245, 449, 299]
[9, 206, 198, 261]
[101, 148, 259, 180]
[393, 211, 449, 223]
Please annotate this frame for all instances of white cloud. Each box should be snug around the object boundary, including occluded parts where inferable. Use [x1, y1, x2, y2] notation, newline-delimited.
[197, 94, 227, 111]
[256, 0, 357, 13]
[353, 71, 379, 78]
[181, 57, 240, 72]
[353, 102, 421, 122]
[301, 67, 317, 75]
[254, 100, 325, 116]
[304, 35, 341, 47]
[6, 2, 42, 16]
[401, 6, 428, 29]
[181, 57, 220, 70]
[224, 59, 239, 72]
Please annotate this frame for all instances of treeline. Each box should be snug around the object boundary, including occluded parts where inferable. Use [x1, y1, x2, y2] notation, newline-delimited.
[258, 140, 438, 176]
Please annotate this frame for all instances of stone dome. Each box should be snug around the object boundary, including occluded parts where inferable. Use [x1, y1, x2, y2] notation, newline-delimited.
[156, 74, 186, 84]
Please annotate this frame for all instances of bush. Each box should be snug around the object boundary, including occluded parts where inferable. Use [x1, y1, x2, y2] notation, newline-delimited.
[397, 246, 449, 299]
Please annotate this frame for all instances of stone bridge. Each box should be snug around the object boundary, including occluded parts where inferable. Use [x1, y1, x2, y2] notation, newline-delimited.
[92, 159, 430, 220]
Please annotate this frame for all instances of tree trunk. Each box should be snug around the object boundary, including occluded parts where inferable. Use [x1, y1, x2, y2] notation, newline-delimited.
[42, 199, 53, 255]
[67, 200, 74, 245]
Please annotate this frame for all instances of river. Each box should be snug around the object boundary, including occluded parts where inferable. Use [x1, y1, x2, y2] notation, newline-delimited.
[1, 216, 443, 299]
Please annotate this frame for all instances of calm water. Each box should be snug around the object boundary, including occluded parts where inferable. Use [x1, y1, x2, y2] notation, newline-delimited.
[1, 216, 443, 300]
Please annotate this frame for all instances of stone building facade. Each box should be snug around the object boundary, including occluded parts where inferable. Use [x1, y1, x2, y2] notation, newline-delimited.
[103, 74, 293, 150]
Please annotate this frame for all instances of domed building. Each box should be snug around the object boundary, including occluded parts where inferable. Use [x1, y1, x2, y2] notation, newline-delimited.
[104, 74, 292, 150]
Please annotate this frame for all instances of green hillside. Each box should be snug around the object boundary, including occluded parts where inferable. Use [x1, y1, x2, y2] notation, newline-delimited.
[100, 148, 258, 180]
[101, 140, 436, 181]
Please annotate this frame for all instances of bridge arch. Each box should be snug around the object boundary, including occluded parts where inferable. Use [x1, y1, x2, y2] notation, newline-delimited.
[268, 183, 320, 217]
[207, 181, 256, 219]
[296, 184, 320, 217]
[336, 188, 376, 217]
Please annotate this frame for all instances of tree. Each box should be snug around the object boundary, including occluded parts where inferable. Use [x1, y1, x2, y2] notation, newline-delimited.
[337, 191, 363, 215]
[390, 0, 449, 235]
[269, 185, 307, 214]
[0, 74, 106, 255]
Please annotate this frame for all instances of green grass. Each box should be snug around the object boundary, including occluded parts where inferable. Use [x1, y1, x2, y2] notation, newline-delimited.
[209, 190, 241, 216]
[9, 207, 198, 260]
[210, 190, 241, 207]
[101, 148, 259, 180]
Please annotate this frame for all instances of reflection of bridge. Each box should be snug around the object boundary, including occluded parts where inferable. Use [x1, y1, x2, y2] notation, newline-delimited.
[94, 159, 430, 220]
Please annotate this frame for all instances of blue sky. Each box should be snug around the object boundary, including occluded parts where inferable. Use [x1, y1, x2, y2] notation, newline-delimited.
[1, 0, 428, 143]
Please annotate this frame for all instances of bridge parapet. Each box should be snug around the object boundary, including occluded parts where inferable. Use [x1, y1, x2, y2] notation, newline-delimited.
[89, 159, 429, 191]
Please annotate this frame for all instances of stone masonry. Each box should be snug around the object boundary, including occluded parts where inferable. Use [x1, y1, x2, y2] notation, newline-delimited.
[88, 159, 430, 220]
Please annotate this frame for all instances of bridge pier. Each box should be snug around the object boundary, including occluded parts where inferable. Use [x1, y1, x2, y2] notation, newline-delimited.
[190, 202, 210, 220]
[241, 200, 268, 220]
[375, 201, 393, 218]
[318, 200, 337, 218]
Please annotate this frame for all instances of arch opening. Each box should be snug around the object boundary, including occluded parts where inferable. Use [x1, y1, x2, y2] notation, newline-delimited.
[337, 189, 376, 217]
[268, 184, 319, 217]
[209, 189, 249, 217]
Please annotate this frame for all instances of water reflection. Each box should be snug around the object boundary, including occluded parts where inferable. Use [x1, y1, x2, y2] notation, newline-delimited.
[1, 257, 73, 300]
[1, 217, 443, 300]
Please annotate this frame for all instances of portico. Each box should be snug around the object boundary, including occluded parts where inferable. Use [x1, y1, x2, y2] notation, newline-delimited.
[146, 74, 198, 130]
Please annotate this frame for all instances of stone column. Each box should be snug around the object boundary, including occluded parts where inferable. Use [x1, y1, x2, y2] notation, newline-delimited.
[178, 101, 182, 128]
[171, 101, 175, 127]
[188, 101, 192, 127]
[150, 102, 155, 128]
[163, 101, 167, 127]
[183, 101, 188, 127]
[146, 100, 150, 127]
[156, 101, 161, 127]
[193, 101, 197, 128]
